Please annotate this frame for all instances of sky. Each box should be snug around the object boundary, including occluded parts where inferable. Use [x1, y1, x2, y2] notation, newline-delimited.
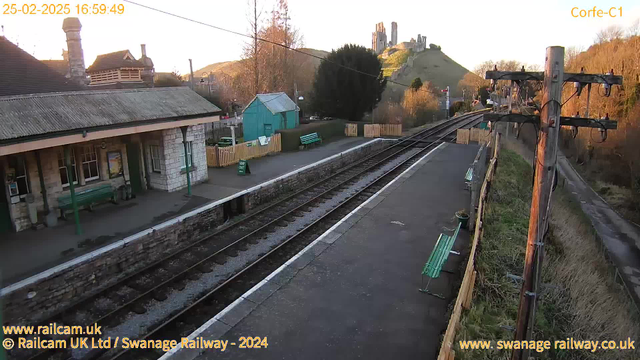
[1, 0, 639, 75]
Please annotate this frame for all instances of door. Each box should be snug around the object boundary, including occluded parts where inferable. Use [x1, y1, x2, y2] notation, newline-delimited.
[264, 124, 273, 137]
[126, 143, 143, 194]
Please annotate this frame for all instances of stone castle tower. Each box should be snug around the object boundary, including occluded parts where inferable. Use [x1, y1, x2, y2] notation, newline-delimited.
[372, 22, 387, 55]
[391, 22, 397, 46]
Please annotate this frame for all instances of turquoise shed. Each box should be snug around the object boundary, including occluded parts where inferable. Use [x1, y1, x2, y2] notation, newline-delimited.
[242, 92, 299, 141]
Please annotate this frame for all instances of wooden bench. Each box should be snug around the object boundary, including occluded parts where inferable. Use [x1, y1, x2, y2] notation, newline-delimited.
[419, 222, 462, 298]
[58, 184, 117, 219]
[300, 132, 322, 148]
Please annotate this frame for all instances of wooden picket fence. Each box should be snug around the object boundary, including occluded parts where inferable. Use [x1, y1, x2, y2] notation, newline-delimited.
[456, 128, 491, 145]
[438, 133, 500, 360]
[363, 124, 402, 138]
[345, 123, 358, 137]
[206, 133, 281, 167]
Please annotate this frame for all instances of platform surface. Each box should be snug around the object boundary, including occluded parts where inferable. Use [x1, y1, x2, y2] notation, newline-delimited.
[0, 137, 372, 286]
[191, 142, 479, 360]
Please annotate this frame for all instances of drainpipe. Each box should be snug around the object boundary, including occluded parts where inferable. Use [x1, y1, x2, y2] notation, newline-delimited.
[65, 145, 82, 235]
[35, 150, 49, 214]
[180, 126, 192, 196]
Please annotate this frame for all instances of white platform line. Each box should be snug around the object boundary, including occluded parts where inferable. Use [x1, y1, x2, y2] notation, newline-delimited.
[159, 142, 446, 359]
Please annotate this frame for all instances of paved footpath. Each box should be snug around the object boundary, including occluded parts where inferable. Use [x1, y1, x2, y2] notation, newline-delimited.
[558, 153, 640, 307]
[165, 142, 480, 360]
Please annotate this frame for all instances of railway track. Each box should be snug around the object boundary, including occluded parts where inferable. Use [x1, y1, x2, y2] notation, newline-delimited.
[8, 111, 484, 360]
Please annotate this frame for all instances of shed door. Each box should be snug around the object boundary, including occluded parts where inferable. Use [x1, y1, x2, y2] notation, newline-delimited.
[264, 124, 273, 137]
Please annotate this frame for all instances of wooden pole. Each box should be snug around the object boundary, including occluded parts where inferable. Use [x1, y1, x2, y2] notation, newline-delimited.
[511, 46, 564, 360]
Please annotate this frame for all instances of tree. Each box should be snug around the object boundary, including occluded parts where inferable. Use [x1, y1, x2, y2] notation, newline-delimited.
[410, 77, 423, 91]
[154, 70, 183, 87]
[402, 83, 438, 126]
[311, 44, 386, 121]
[595, 25, 624, 44]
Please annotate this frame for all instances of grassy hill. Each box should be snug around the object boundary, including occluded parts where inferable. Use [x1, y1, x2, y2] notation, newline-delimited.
[382, 48, 470, 100]
[193, 48, 329, 80]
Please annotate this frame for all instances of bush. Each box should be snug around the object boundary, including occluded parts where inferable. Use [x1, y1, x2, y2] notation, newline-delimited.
[277, 120, 345, 151]
[401, 85, 439, 127]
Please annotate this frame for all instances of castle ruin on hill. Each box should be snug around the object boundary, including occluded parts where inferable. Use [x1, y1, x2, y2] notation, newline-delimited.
[371, 21, 427, 55]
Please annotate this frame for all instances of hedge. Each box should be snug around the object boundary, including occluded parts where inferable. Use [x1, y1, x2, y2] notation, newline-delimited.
[277, 120, 346, 151]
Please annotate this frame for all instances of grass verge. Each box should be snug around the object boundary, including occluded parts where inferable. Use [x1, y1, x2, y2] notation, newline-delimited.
[454, 148, 639, 360]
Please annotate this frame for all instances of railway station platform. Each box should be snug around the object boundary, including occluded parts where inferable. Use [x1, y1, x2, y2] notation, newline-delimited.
[0, 137, 373, 286]
[173, 142, 480, 360]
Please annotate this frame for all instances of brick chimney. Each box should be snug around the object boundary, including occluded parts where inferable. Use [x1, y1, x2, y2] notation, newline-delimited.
[62, 17, 88, 85]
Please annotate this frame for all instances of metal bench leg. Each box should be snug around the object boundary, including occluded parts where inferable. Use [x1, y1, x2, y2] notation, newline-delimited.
[418, 277, 445, 299]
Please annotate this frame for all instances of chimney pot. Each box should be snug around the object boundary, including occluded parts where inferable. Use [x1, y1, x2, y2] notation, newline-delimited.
[141, 44, 147, 57]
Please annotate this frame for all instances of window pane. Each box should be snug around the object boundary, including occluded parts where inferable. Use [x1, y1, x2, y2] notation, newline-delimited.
[90, 162, 99, 178]
[60, 168, 69, 186]
[83, 163, 90, 179]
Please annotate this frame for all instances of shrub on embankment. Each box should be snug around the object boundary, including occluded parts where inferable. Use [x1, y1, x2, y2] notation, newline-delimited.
[277, 120, 345, 151]
[455, 147, 639, 360]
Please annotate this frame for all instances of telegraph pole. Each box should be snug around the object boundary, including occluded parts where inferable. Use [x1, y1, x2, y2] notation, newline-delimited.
[484, 47, 623, 360]
[512, 46, 563, 360]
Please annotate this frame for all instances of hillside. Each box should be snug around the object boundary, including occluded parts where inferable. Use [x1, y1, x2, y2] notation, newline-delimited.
[193, 48, 329, 80]
[382, 48, 470, 100]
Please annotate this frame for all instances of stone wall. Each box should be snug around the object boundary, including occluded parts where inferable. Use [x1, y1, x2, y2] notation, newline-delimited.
[1, 139, 391, 325]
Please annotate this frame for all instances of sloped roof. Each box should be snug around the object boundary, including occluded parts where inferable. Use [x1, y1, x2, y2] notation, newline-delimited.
[87, 50, 146, 72]
[41, 60, 69, 76]
[0, 87, 221, 143]
[244, 92, 297, 115]
[0, 36, 83, 96]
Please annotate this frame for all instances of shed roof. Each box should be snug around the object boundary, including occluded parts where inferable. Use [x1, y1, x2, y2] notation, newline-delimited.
[87, 50, 146, 72]
[0, 87, 221, 143]
[244, 92, 297, 115]
[0, 36, 83, 96]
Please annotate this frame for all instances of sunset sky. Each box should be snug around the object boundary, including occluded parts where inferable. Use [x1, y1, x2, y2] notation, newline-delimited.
[1, 0, 639, 75]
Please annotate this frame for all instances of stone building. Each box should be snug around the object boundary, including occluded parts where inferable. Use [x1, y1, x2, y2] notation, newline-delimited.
[42, 17, 155, 89]
[390, 22, 398, 46]
[372, 22, 387, 55]
[0, 37, 220, 234]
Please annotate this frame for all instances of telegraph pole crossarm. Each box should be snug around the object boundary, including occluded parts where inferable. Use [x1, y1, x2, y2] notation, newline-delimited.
[482, 113, 618, 129]
[485, 71, 623, 85]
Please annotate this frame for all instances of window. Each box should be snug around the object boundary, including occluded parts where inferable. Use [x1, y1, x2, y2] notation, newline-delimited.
[58, 149, 78, 187]
[81, 146, 99, 181]
[150, 145, 162, 173]
[7, 155, 30, 199]
[180, 142, 193, 169]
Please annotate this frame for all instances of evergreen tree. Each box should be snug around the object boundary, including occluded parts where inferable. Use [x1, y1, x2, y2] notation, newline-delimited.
[311, 44, 386, 121]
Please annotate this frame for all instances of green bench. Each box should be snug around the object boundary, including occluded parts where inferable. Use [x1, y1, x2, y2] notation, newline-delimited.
[465, 166, 474, 189]
[300, 132, 322, 148]
[58, 184, 117, 219]
[419, 222, 462, 298]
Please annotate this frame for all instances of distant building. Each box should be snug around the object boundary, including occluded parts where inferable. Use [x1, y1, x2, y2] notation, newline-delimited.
[242, 93, 299, 141]
[390, 22, 398, 46]
[86, 49, 153, 88]
[372, 22, 387, 55]
[41, 17, 155, 89]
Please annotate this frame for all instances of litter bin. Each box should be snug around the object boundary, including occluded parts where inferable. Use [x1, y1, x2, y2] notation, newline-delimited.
[25, 193, 37, 225]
